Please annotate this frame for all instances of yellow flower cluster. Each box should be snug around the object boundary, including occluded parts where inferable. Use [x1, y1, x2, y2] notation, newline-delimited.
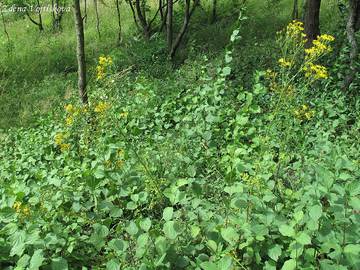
[303, 63, 328, 80]
[294, 104, 315, 121]
[54, 133, 70, 152]
[278, 58, 292, 68]
[94, 101, 111, 113]
[119, 111, 129, 118]
[305, 34, 335, 59]
[96, 56, 113, 80]
[13, 201, 30, 216]
[286, 20, 306, 41]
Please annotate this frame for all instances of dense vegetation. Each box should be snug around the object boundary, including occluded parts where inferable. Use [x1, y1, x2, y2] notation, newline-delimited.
[0, 0, 359, 269]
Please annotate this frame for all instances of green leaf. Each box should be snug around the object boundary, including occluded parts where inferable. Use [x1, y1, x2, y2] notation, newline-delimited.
[296, 232, 311, 245]
[281, 259, 296, 270]
[190, 225, 200, 238]
[29, 249, 44, 270]
[163, 221, 180, 240]
[140, 218, 152, 232]
[268, 245, 282, 262]
[187, 165, 196, 177]
[108, 239, 128, 254]
[309, 205, 322, 221]
[162, 207, 174, 221]
[222, 67, 232, 76]
[221, 227, 239, 245]
[90, 224, 109, 250]
[344, 244, 360, 255]
[51, 257, 68, 270]
[126, 221, 139, 236]
[201, 261, 219, 270]
[106, 259, 120, 270]
[279, 225, 295, 237]
[17, 254, 30, 268]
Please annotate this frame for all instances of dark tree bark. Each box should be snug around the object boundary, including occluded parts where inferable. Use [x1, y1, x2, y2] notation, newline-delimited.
[166, 0, 173, 49]
[211, 0, 217, 23]
[292, 0, 299, 20]
[25, 0, 44, 31]
[52, 0, 64, 31]
[115, 0, 122, 44]
[304, 0, 321, 47]
[342, 0, 360, 90]
[74, 0, 89, 104]
[135, 0, 150, 38]
[169, 0, 199, 59]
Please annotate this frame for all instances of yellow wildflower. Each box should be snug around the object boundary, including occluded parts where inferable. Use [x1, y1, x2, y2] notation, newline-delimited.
[116, 159, 124, 168]
[94, 101, 110, 113]
[278, 58, 292, 68]
[65, 116, 74, 126]
[60, 143, 71, 152]
[119, 111, 129, 118]
[65, 104, 76, 114]
[304, 63, 328, 80]
[22, 206, 30, 217]
[54, 133, 64, 145]
[13, 201, 22, 213]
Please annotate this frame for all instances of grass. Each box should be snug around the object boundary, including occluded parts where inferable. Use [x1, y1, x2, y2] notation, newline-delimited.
[0, 0, 342, 130]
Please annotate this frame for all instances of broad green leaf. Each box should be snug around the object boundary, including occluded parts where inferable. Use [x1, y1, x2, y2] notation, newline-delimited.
[126, 221, 139, 236]
[268, 245, 282, 262]
[106, 259, 120, 270]
[163, 221, 180, 240]
[29, 249, 44, 270]
[221, 227, 239, 245]
[296, 232, 311, 245]
[279, 225, 295, 237]
[309, 205, 322, 221]
[51, 257, 68, 270]
[140, 218, 152, 232]
[162, 207, 173, 221]
[281, 259, 296, 270]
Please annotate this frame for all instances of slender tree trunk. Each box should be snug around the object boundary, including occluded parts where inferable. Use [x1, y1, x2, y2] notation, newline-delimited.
[292, 0, 299, 20]
[74, 0, 88, 104]
[37, 0, 44, 31]
[159, 0, 164, 21]
[94, 0, 101, 38]
[169, 0, 198, 59]
[304, 0, 321, 47]
[166, 0, 173, 49]
[211, 0, 217, 23]
[115, 0, 122, 44]
[135, 0, 150, 38]
[128, 0, 141, 30]
[342, 0, 360, 90]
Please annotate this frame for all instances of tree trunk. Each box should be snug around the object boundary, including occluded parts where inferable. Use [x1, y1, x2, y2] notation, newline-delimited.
[135, 0, 150, 38]
[74, 0, 89, 104]
[292, 0, 299, 20]
[166, 0, 173, 49]
[304, 0, 321, 47]
[169, 0, 198, 59]
[37, 0, 44, 31]
[211, 0, 217, 23]
[342, 0, 360, 90]
[115, 0, 122, 44]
